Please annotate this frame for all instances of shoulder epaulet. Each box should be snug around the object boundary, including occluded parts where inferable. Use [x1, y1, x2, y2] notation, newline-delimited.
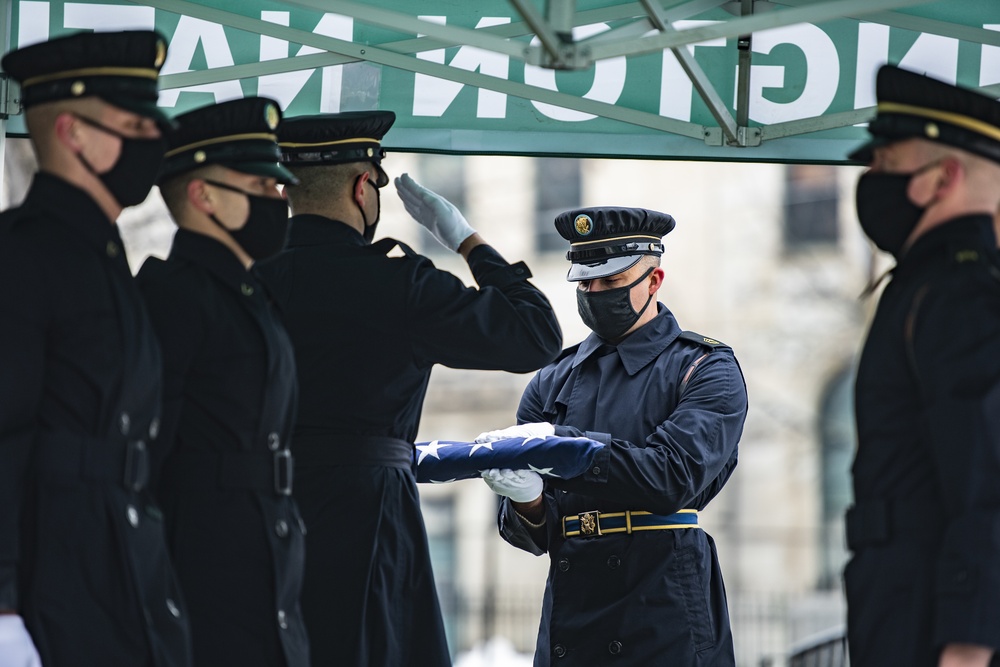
[677, 331, 731, 350]
[554, 343, 581, 363]
[369, 237, 418, 258]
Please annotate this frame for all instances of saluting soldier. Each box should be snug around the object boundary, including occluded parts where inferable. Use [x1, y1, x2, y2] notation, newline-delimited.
[478, 207, 748, 666]
[255, 111, 563, 667]
[136, 98, 309, 667]
[0, 31, 193, 666]
[846, 66, 1000, 667]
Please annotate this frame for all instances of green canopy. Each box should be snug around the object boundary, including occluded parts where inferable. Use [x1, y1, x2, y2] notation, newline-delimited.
[2, 0, 999, 163]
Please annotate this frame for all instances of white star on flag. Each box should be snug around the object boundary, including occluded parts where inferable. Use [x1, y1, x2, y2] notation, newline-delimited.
[415, 440, 450, 465]
[468, 441, 493, 456]
[528, 463, 557, 477]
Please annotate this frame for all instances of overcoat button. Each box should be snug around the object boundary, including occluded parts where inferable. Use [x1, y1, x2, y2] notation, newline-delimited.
[106, 240, 119, 258]
[553, 644, 566, 658]
[119, 412, 131, 435]
[275, 520, 289, 538]
[148, 418, 160, 440]
[277, 610, 288, 629]
[267, 432, 280, 451]
[591, 466, 601, 475]
[557, 558, 570, 572]
[298, 517, 308, 535]
[126, 505, 139, 527]
[166, 598, 181, 618]
[608, 640, 622, 654]
[607, 555, 620, 569]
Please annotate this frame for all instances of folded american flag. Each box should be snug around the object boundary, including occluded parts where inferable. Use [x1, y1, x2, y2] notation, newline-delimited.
[413, 435, 605, 483]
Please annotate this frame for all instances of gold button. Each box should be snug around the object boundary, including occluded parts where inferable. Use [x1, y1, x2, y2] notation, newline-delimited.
[241, 283, 254, 296]
[366, 147, 374, 157]
[70, 81, 85, 96]
[925, 122, 940, 139]
[106, 241, 119, 258]
[193, 150, 207, 163]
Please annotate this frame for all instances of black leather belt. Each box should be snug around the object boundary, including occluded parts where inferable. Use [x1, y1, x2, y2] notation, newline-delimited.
[169, 448, 294, 496]
[293, 434, 412, 469]
[35, 431, 150, 492]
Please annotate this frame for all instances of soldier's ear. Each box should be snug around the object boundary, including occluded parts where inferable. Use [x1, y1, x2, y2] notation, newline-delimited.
[352, 172, 369, 208]
[53, 112, 84, 153]
[648, 267, 665, 293]
[187, 179, 215, 214]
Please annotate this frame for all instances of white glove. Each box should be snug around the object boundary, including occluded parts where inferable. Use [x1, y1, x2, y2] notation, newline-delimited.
[0, 615, 43, 667]
[482, 468, 544, 503]
[394, 173, 476, 251]
[475, 422, 555, 443]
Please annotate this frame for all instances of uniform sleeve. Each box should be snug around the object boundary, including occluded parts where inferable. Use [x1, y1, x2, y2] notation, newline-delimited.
[545, 351, 747, 512]
[136, 264, 206, 491]
[0, 245, 46, 611]
[407, 245, 562, 372]
[912, 272, 1000, 651]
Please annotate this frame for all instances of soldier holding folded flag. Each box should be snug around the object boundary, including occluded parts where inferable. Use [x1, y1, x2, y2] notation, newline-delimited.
[479, 207, 748, 666]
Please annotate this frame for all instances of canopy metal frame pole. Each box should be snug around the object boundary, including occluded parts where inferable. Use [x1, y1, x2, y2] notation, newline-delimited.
[125, 0, 993, 150]
[137, 0, 709, 139]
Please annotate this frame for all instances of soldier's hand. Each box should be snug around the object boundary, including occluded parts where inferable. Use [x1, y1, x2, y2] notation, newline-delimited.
[475, 422, 555, 443]
[482, 468, 544, 503]
[394, 173, 476, 251]
[0, 615, 43, 667]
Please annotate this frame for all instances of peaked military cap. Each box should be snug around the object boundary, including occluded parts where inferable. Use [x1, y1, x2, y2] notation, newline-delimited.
[849, 65, 1000, 164]
[1, 30, 170, 124]
[555, 206, 676, 281]
[278, 110, 395, 186]
[159, 97, 298, 185]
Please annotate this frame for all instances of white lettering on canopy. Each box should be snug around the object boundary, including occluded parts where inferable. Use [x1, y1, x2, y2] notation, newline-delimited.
[64, 3, 153, 31]
[17, 1, 50, 47]
[413, 16, 511, 118]
[258, 12, 353, 112]
[748, 24, 839, 124]
[524, 23, 626, 122]
[658, 20, 726, 122]
[159, 16, 243, 107]
[983, 25, 1000, 89]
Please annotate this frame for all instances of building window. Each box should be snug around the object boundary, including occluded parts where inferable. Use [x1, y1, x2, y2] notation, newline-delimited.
[415, 154, 467, 255]
[783, 164, 839, 248]
[535, 158, 582, 253]
[818, 365, 855, 589]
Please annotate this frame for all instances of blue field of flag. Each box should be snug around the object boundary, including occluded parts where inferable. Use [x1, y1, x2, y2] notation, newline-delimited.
[413, 435, 605, 483]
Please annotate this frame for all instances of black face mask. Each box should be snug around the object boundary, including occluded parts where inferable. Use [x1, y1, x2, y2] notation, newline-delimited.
[74, 115, 166, 208]
[355, 174, 382, 244]
[205, 180, 290, 261]
[855, 162, 940, 257]
[577, 266, 655, 342]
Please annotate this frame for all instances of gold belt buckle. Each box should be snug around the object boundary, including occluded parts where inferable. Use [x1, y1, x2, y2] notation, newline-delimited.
[578, 510, 601, 537]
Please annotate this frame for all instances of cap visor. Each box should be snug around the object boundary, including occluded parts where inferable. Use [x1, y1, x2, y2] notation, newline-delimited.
[106, 96, 175, 128]
[227, 161, 300, 186]
[847, 136, 893, 164]
[567, 255, 643, 281]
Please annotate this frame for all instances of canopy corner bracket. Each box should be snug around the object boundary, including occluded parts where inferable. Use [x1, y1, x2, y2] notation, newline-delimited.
[0, 75, 20, 119]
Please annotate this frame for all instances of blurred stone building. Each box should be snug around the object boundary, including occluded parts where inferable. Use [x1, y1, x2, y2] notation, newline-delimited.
[2, 142, 875, 666]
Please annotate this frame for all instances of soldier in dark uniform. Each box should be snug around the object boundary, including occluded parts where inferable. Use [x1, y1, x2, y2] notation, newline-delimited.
[254, 112, 563, 667]
[136, 98, 309, 667]
[478, 207, 748, 666]
[0, 31, 193, 666]
[846, 66, 1000, 667]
